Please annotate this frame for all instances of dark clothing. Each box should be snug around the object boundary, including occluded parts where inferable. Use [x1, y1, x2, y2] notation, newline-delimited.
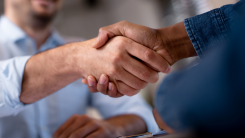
[155, 0, 245, 136]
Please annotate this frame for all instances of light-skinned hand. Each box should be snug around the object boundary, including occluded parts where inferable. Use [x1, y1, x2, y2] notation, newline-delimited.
[80, 36, 168, 96]
[82, 21, 196, 96]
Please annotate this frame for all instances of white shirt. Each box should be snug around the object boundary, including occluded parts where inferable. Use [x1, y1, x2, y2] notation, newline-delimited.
[0, 16, 159, 138]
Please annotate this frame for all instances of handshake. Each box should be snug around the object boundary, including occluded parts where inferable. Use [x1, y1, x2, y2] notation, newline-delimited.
[21, 21, 196, 104]
[80, 21, 196, 97]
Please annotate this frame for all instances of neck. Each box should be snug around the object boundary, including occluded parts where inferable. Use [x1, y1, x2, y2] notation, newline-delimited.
[5, 11, 52, 49]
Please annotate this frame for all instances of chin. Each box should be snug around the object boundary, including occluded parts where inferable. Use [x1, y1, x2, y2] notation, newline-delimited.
[31, 0, 58, 16]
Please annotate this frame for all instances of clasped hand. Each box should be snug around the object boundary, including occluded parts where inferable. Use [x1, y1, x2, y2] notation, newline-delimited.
[82, 21, 173, 97]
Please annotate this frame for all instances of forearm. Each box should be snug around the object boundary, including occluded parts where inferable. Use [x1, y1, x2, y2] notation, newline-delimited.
[157, 1, 242, 62]
[20, 39, 95, 104]
[157, 22, 197, 65]
[105, 114, 147, 136]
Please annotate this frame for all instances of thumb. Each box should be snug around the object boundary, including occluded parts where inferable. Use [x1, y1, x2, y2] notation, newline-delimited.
[81, 78, 88, 85]
[92, 32, 112, 48]
[92, 21, 160, 50]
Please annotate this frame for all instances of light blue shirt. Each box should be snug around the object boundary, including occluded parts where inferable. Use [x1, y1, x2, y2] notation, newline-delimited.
[0, 16, 159, 138]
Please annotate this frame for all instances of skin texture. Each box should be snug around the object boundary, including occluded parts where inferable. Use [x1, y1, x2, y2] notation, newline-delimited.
[4, 0, 160, 137]
[53, 114, 147, 138]
[81, 21, 196, 134]
[21, 37, 166, 103]
[82, 21, 196, 96]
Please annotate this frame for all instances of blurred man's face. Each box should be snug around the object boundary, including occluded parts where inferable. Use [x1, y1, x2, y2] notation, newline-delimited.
[7, 0, 63, 25]
[9, 0, 63, 16]
[30, 0, 63, 17]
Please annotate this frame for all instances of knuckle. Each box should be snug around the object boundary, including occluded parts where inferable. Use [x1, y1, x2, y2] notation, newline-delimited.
[141, 71, 151, 81]
[144, 50, 155, 61]
[99, 27, 106, 33]
[111, 54, 122, 63]
[109, 66, 118, 76]
[116, 37, 127, 46]
[119, 20, 128, 25]
[135, 81, 147, 89]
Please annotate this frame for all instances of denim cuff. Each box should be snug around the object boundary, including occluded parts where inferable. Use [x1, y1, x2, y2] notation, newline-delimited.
[184, 8, 228, 59]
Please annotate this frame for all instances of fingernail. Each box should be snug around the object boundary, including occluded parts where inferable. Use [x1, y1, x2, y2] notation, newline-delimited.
[109, 83, 113, 91]
[88, 77, 94, 86]
[99, 74, 107, 85]
[165, 66, 171, 74]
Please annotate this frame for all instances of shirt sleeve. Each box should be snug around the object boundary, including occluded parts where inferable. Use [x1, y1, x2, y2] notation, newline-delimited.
[0, 56, 31, 118]
[184, 0, 245, 58]
[90, 93, 160, 133]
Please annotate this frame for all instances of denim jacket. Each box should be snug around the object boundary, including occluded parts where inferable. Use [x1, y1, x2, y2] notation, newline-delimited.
[156, 0, 245, 136]
[184, 0, 245, 58]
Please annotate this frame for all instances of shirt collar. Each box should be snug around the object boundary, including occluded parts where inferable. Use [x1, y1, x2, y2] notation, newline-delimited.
[39, 30, 65, 52]
[0, 15, 65, 51]
[0, 15, 27, 42]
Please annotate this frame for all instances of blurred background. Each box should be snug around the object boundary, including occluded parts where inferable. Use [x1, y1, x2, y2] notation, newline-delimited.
[0, 0, 239, 116]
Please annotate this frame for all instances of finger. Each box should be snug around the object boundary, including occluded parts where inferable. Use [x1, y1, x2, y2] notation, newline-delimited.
[87, 76, 99, 93]
[69, 122, 99, 138]
[92, 21, 161, 50]
[92, 31, 115, 48]
[108, 81, 124, 98]
[122, 55, 159, 84]
[117, 67, 148, 91]
[92, 26, 121, 48]
[53, 116, 77, 138]
[116, 81, 140, 96]
[97, 74, 109, 95]
[126, 40, 170, 73]
[58, 117, 89, 138]
[108, 82, 120, 98]
[81, 79, 88, 85]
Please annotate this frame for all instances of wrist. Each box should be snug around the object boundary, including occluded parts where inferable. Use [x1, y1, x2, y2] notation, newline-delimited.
[62, 43, 84, 78]
[157, 22, 197, 65]
[67, 39, 97, 78]
[48, 44, 83, 79]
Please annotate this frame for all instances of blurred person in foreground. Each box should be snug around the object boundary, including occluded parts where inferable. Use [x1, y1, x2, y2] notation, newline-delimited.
[83, 0, 245, 137]
[0, 0, 168, 137]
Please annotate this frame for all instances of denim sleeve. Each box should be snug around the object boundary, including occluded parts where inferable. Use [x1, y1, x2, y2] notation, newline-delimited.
[0, 56, 31, 117]
[156, 6, 245, 135]
[184, 0, 245, 58]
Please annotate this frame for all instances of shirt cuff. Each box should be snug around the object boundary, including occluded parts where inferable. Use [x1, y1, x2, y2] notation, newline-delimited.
[184, 8, 228, 59]
[0, 56, 31, 116]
